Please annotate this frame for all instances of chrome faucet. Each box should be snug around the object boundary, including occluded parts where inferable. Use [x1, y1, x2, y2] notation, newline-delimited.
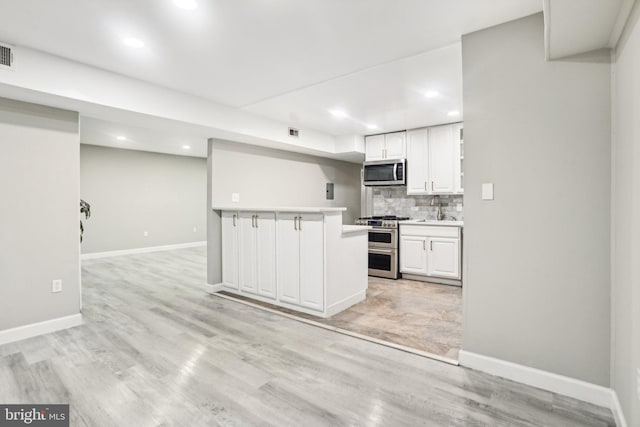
[429, 196, 445, 221]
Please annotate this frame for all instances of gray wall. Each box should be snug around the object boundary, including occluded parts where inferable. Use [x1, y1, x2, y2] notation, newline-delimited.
[209, 139, 362, 224]
[80, 145, 207, 253]
[0, 98, 81, 330]
[612, 1, 640, 423]
[461, 13, 611, 386]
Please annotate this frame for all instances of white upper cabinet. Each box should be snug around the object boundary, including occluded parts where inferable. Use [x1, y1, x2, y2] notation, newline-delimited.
[384, 132, 406, 160]
[428, 125, 455, 194]
[406, 128, 429, 195]
[365, 132, 406, 161]
[221, 211, 239, 290]
[364, 134, 386, 161]
[405, 122, 463, 195]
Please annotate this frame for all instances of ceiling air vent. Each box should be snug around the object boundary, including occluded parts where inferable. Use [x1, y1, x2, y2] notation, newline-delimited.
[0, 43, 14, 70]
[288, 127, 299, 138]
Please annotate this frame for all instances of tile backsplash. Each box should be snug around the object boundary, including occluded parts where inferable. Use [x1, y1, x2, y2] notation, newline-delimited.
[372, 187, 464, 220]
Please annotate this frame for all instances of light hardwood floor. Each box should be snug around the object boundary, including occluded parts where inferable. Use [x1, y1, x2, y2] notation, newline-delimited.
[223, 277, 462, 360]
[0, 247, 614, 426]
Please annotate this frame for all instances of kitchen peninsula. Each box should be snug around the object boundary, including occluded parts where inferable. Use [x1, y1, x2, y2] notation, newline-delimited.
[208, 207, 370, 317]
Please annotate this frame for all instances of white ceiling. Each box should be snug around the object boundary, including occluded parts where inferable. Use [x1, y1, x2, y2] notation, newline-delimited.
[80, 116, 208, 158]
[0, 0, 541, 141]
[544, 0, 636, 59]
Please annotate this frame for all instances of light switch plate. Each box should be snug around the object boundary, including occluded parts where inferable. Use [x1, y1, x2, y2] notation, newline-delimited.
[52, 279, 62, 293]
[231, 193, 240, 202]
[482, 183, 494, 200]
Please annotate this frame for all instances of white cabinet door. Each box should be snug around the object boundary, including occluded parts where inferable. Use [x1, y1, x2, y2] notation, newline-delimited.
[385, 132, 406, 159]
[427, 237, 460, 279]
[255, 212, 276, 299]
[428, 125, 455, 194]
[452, 123, 464, 194]
[406, 128, 429, 195]
[277, 213, 300, 305]
[221, 211, 239, 290]
[238, 212, 257, 294]
[400, 235, 428, 275]
[365, 134, 385, 161]
[298, 213, 324, 311]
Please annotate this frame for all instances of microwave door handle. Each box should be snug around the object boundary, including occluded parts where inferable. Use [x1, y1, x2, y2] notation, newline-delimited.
[393, 163, 398, 181]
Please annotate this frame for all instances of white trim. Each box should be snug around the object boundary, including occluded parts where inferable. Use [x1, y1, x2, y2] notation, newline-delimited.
[326, 290, 366, 317]
[81, 241, 206, 260]
[0, 314, 83, 346]
[205, 283, 223, 294]
[459, 350, 612, 408]
[610, 389, 628, 427]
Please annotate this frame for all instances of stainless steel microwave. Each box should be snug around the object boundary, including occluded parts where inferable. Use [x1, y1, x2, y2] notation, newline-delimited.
[363, 159, 406, 186]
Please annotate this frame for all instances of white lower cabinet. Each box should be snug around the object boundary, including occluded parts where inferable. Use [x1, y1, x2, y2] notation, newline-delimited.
[277, 213, 324, 311]
[400, 225, 462, 282]
[426, 237, 460, 279]
[221, 211, 239, 290]
[238, 212, 276, 299]
[400, 235, 428, 275]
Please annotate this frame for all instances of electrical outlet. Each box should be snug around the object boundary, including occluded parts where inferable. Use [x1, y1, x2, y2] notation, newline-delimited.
[52, 279, 62, 293]
[143, 231, 148, 237]
[231, 193, 240, 203]
[193, 227, 197, 233]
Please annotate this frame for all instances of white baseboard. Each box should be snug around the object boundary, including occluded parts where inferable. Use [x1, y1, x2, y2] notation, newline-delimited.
[459, 350, 612, 408]
[326, 290, 366, 317]
[610, 389, 628, 427]
[0, 314, 83, 346]
[82, 241, 206, 260]
[205, 283, 223, 294]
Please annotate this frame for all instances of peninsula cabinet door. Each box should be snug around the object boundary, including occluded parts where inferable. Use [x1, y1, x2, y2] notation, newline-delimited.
[238, 212, 258, 294]
[255, 212, 276, 299]
[221, 211, 239, 290]
[298, 213, 324, 311]
[277, 213, 301, 305]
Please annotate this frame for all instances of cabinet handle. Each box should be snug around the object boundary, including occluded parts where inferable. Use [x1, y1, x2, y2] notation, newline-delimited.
[294, 216, 298, 231]
[423, 240, 425, 251]
[431, 181, 434, 191]
[233, 214, 237, 227]
[430, 240, 433, 251]
[424, 181, 427, 191]
[298, 216, 302, 231]
[255, 215, 258, 228]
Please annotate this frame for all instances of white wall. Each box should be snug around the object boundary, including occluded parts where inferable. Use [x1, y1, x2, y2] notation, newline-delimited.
[80, 145, 207, 254]
[461, 13, 611, 386]
[210, 139, 362, 224]
[611, 1, 640, 424]
[0, 98, 81, 330]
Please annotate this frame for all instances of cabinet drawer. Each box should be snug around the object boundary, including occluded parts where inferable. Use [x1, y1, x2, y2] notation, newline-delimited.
[400, 225, 460, 238]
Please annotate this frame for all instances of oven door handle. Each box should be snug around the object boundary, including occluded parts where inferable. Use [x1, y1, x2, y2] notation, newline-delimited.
[393, 163, 398, 181]
[369, 248, 394, 254]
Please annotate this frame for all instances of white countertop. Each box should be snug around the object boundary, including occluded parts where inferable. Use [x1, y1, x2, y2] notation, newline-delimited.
[400, 219, 464, 227]
[342, 225, 371, 235]
[212, 206, 347, 213]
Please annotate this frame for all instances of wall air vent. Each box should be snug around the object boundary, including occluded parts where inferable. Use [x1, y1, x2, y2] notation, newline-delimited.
[288, 127, 299, 138]
[0, 43, 14, 70]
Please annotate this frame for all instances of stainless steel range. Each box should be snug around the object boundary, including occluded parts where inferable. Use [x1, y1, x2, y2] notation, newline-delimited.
[355, 216, 409, 279]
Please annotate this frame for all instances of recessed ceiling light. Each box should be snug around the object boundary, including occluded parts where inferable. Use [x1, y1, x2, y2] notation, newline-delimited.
[123, 37, 144, 48]
[329, 109, 348, 119]
[424, 90, 440, 98]
[448, 110, 460, 116]
[366, 124, 379, 130]
[182, 145, 191, 150]
[174, 0, 198, 10]
[116, 136, 126, 141]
